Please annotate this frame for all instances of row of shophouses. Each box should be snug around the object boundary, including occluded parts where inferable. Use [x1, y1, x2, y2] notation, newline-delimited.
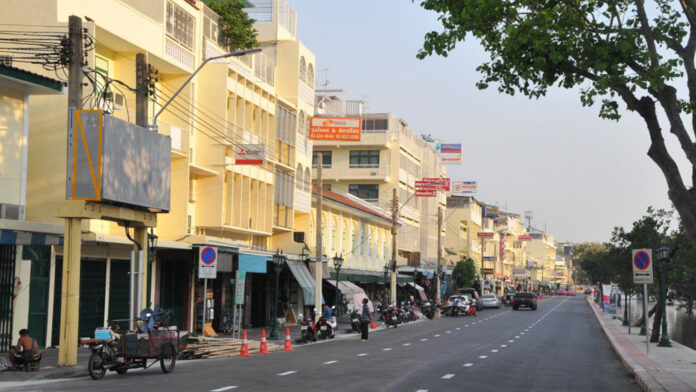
[0, 0, 574, 352]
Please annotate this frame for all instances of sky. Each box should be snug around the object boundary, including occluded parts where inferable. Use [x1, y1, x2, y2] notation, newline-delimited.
[290, 0, 686, 243]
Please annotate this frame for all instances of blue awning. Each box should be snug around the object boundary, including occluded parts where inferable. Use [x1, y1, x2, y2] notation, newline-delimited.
[238, 253, 269, 273]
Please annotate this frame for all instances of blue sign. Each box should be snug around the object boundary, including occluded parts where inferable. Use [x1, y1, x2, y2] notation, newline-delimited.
[483, 205, 500, 217]
[634, 251, 650, 270]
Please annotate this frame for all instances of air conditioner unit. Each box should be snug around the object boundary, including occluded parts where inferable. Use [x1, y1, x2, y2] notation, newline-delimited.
[0, 203, 23, 220]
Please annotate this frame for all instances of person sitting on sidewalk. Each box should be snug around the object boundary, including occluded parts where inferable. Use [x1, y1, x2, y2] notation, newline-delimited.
[9, 329, 41, 371]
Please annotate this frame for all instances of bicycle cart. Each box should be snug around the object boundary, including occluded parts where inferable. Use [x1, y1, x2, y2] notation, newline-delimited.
[82, 321, 178, 380]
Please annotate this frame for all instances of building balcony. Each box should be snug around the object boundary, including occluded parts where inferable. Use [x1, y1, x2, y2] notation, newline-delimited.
[313, 164, 390, 182]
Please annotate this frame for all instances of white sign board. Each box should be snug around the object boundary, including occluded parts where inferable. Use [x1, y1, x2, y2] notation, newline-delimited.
[632, 249, 653, 284]
[436, 143, 462, 164]
[235, 144, 265, 165]
[234, 270, 246, 305]
[198, 246, 218, 279]
[452, 181, 477, 196]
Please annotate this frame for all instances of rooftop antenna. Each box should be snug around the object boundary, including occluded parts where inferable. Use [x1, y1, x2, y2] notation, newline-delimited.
[319, 68, 330, 89]
[524, 210, 533, 231]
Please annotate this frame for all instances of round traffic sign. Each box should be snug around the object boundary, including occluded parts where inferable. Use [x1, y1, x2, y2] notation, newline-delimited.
[634, 250, 650, 270]
[201, 247, 217, 265]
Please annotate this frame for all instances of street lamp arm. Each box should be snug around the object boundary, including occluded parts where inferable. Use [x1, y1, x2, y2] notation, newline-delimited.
[152, 47, 262, 129]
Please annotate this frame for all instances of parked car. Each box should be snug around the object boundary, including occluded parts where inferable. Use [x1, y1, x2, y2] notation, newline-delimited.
[480, 294, 502, 309]
[456, 288, 483, 311]
[512, 292, 538, 310]
[558, 290, 567, 296]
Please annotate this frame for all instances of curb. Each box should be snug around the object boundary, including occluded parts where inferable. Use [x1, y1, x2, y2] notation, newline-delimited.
[586, 297, 694, 392]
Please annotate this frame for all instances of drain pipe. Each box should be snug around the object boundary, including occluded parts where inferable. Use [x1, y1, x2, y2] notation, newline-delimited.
[125, 223, 142, 330]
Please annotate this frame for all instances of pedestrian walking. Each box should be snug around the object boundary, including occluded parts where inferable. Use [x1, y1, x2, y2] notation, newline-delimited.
[360, 298, 372, 342]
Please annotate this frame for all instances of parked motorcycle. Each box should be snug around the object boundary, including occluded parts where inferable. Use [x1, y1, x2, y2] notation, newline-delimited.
[349, 309, 361, 333]
[421, 301, 434, 320]
[318, 316, 337, 340]
[380, 305, 398, 328]
[395, 304, 408, 324]
[300, 318, 317, 343]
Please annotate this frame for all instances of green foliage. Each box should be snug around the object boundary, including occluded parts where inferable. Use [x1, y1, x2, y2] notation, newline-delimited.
[203, 0, 257, 50]
[452, 257, 477, 289]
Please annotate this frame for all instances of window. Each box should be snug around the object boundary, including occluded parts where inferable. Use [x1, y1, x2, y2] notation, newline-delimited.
[349, 184, 379, 201]
[349, 150, 379, 168]
[312, 151, 332, 168]
[166, 1, 194, 50]
[299, 57, 306, 82]
[307, 63, 314, 87]
[362, 118, 389, 131]
[296, 164, 303, 190]
[304, 167, 311, 192]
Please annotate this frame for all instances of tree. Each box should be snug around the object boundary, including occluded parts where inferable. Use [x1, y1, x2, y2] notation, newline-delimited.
[452, 257, 477, 289]
[203, 0, 257, 50]
[416, 0, 696, 245]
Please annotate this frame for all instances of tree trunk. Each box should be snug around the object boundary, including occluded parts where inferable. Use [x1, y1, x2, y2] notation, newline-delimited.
[650, 289, 662, 343]
[632, 303, 657, 327]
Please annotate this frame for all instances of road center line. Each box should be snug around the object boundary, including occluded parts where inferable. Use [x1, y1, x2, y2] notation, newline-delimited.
[479, 355, 488, 359]
[324, 360, 338, 365]
[415, 390, 429, 392]
[456, 327, 461, 330]
[403, 343, 411, 346]
[277, 371, 296, 376]
[515, 336, 520, 338]
[509, 339, 515, 343]
[421, 338, 428, 341]
[446, 331, 451, 334]
[491, 349, 499, 352]
[463, 363, 474, 367]
[357, 353, 368, 357]
[501, 344, 507, 347]
[211, 387, 238, 392]
[442, 374, 455, 379]
[434, 334, 440, 337]
[383, 348, 392, 351]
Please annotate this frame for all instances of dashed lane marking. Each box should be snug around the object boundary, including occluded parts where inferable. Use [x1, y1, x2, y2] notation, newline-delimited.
[421, 338, 428, 341]
[456, 327, 461, 330]
[211, 387, 238, 392]
[491, 349, 499, 353]
[520, 332, 525, 335]
[403, 343, 412, 346]
[463, 363, 474, 367]
[479, 355, 488, 359]
[442, 374, 455, 379]
[434, 334, 441, 337]
[415, 390, 429, 392]
[324, 360, 338, 365]
[501, 344, 507, 347]
[515, 336, 520, 338]
[277, 371, 296, 376]
[383, 348, 392, 351]
[357, 353, 368, 357]
[509, 340, 515, 343]
[446, 331, 452, 334]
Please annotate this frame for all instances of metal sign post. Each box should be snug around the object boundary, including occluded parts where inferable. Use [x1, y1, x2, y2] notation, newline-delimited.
[198, 247, 218, 335]
[632, 249, 653, 354]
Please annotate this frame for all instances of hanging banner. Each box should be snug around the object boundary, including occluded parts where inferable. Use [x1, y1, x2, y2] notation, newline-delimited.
[309, 117, 361, 141]
[451, 181, 476, 195]
[602, 284, 611, 314]
[436, 143, 462, 164]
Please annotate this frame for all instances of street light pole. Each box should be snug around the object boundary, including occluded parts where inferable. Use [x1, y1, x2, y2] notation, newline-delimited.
[270, 250, 287, 340]
[657, 246, 672, 347]
[333, 254, 343, 317]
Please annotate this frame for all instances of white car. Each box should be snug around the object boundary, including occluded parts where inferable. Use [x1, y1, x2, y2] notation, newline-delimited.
[480, 294, 502, 309]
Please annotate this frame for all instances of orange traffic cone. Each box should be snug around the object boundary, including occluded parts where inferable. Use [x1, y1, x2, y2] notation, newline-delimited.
[258, 329, 269, 354]
[239, 330, 251, 357]
[283, 328, 293, 351]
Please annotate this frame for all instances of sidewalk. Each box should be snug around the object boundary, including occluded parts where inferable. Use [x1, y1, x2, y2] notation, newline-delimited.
[0, 347, 91, 382]
[224, 318, 386, 343]
[587, 296, 696, 392]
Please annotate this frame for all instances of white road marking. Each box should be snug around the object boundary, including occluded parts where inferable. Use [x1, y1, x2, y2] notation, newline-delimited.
[501, 344, 507, 347]
[357, 353, 368, 357]
[434, 334, 440, 337]
[509, 339, 515, 343]
[446, 331, 452, 334]
[415, 390, 429, 392]
[463, 363, 474, 367]
[456, 327, 461, 330]
[479, 355, 488, 359]
[520, 332, 525, 335]
[324, 360, 338, 365]
[465, 325, 469, 327]
[421, 338, 428, 341]
[442, 374, 455, 379]
[491, 349, 498, 353]
[515, 336, 520, 338]
[211, 387, 238, 392]
[277, 371, 296, 376]
[383, 348, 392, 351]
[403, 343, 411, 346]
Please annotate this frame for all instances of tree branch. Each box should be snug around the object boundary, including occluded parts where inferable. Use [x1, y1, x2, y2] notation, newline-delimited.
[634, 0, 661, 68]
[652, 86, 696, 169]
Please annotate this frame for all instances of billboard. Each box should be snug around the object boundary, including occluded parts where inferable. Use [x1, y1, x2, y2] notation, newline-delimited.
[415, 178, 450, 191]
[451, 181, 476, 195]
[309, 117, 361, 141]
[235, 144, 265, 165]
[483, 205, 500, 217]
[415, 188, 436, 197]
[436, 143, 462, 164]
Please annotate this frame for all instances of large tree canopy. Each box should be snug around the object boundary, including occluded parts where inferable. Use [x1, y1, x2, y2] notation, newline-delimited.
[417, 0, 696, 242]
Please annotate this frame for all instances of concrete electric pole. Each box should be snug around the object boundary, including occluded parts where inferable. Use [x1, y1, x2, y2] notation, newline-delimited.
[390, 188, 398, 304]
[315, 153, 323, 313]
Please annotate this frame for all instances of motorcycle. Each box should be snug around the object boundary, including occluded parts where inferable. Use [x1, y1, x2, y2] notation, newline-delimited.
[395, 304, 408, 324]
[421, 301, 434, 320]
[349, 309, 361, 333]
[318, 316, 337, 340]
[300, 317, 317, 343]
[404, 302, 418, 322]
[380, 305, 398, 328]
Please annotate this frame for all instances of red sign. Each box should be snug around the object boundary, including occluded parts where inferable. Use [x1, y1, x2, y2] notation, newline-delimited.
[518, 235, 532, 241]
[477, 232, 494, 238]
[309, 117, 362, 141]
[415, 189, 436, 197]
[415, 178, 450, 191]
[500, 234, 505, 260]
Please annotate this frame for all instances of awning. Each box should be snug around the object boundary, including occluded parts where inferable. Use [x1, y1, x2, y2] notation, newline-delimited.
[308, 261, 331, 279]
[287, 260, 322, 305]
[327, 280, 365, 296]
[239, 253, 269, 273]
[408, 282, 428, 301]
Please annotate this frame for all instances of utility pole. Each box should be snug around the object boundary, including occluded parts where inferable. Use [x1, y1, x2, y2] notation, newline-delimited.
[135, 53, 148, 127]
[435, 206, 442, 318]
[390, 188, 398, 304]
[59, 15, 83, 367]
[133, 52, 149, 317]
[315, 153, 323, 314]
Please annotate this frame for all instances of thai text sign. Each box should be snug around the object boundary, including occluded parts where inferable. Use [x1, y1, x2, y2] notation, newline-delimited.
[483, 205, 500, 217]
[309, 117, 361, 141]
[415, 188, 436, 197]
[452, 181, 476, 195]
[518, 235, 532, 241]
[235, 144, 265, 165]
[477, 232, 494, 238]
[415, 178, 450, 191]
[436, 143, 462, 164]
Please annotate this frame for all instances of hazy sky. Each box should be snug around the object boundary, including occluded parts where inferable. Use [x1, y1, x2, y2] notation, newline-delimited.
[291, 1, 686, 243]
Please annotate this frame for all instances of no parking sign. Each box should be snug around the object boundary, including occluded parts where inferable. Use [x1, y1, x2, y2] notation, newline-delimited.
[632, 249, 653, 284]
[199, 246, 218, 279]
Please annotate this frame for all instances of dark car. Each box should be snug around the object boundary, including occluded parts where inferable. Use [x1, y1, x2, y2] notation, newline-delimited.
[512, 292, 538, 311]
[456, 288, 483, 311]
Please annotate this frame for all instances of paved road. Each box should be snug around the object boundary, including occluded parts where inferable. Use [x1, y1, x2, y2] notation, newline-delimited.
[6, 296, 639, 392]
